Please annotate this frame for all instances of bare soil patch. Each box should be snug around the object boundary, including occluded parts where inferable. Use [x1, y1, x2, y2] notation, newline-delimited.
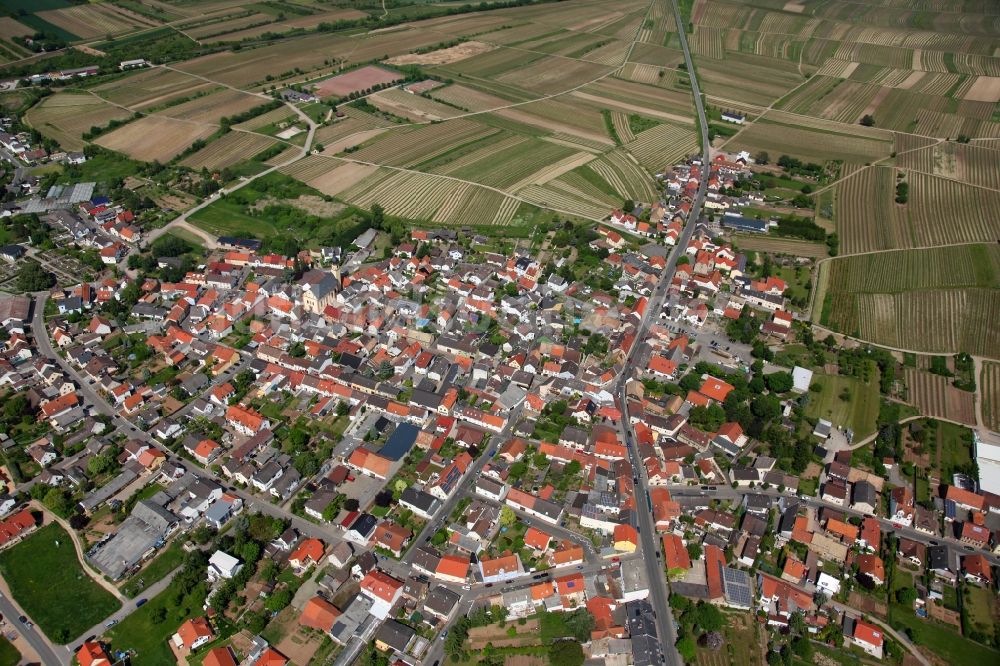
[963, 76, 1000, 103]
[387, 41, 496, 66]
[321, 128, 389, 155]
[312, 65, 402, 98]
[306, 162, 379, 196]
[467, 619, 541, 650]
[849, 591, 887, 618]
[898, 71, 926, 90]
[251, 194, 345, 217]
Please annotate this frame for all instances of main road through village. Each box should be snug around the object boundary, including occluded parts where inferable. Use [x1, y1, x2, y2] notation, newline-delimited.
[612, 2, 713, 664]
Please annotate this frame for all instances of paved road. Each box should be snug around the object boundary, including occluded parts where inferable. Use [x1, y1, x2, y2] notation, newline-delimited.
[828, 600, 930, 666]
[600, 3, 715, 664]
[401, 404, 525, 568]
[144, 66, 318, 249]
[28, 293, 352, 634]
[0, 593, 64, 666]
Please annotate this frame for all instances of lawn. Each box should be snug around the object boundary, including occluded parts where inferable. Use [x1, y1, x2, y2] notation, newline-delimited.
[0, 523, 121, 642]
[694, 612, 763, 666]
[965, 585, 996, 638]
[189, 198, 278, 238]
[61, 151, 147, 187]
[889, 603, 1000, 664]
[121, 540, 184, 598]
[803, 372, 880, 437]
[934, 421, 974, 478]
[0, 636, 19, 666]
[106, 574, 208, 665]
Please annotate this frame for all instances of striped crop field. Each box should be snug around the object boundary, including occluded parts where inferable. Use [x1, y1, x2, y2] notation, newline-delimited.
[444, 137, 578, 190]
[348, 120, 499, 168]
[368, 88, 464, 122]
[617, 62, 667, 85]
[982, 362, 1000, 432]
[906, 171, 1000, 248]
[234, 106, 295, 131]
[834, 166, 910, 254]
[897, 141, 1000, 190]
[180, 132, 277, 170]
[728, 115, 892, 165]
[624, 122, 699, 171]
[818, 244, 1000, 357]
[902, 368, 977, 426]
[94, 67, 216, 110]
[338, 168, 521, 225]
[588, 149, 658, 202]
[612, 111, 635, 143]
[518, 179, 616, 220]
[429, 84, 513, 112]
[25, 92, 132, 151]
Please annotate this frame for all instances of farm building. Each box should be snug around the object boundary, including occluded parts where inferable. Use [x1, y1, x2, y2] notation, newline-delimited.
[721, 111, 745, 124]
[722, 212, 768, 233]
[975, 432, 1000, 495]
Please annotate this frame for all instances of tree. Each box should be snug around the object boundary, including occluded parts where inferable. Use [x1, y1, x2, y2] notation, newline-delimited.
[43, 488, 72, 517]
[703, 631, 724, 650]
[564, 609, 595, 641]
[896, 587, 917, 606]
[264, 587, 293, 612]
[860, 114, 875, 127]
[150, 606, 167, 624]
[499, 505, 516, 527]
[754, 151, 769, 165]
[764, 371, 793, 393]
[15, 260, 55, 292]
[676, 636, 697, 662]
[686, 542, 702, 560]
[548, 641, 584, 666]
[370, 203, 385, 229]
[622, 199, 635, 213]
[394, 479, 408, 495]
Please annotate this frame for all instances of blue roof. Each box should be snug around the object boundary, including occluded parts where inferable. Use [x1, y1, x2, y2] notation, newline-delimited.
[722, 215, 767, 233]
[381, 422, 419, 461]
[90, 196, 110, 206]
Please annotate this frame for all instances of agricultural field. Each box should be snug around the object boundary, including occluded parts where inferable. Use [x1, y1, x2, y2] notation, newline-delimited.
[902, 368, 977, 426]
[367, 88, 463, 122]
[92, 67, 217, 110]
[0, 17, 33, 58]
[312, 65, 403, 99]
[36, 3, 159, 40]
[25, 92, 132, 151]
[896, 141, 1000, 190]
[179, 131, 279, 171]
[817, 244, 1000, 357]
[731, 234, 828, 258]
[687, 0, 1000, 203]
[95, 115, 217, 162]
[725, 113, 894, 165]
[982, 362, 1000, 433]
[159, 88, 266, 124]
[833, 167, 908, 254]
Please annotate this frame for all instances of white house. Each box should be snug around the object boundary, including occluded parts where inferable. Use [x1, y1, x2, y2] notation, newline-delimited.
[207, 550, 242, 582]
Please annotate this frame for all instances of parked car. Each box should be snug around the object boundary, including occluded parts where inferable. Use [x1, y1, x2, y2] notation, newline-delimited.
[135, 598, 148, 608]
